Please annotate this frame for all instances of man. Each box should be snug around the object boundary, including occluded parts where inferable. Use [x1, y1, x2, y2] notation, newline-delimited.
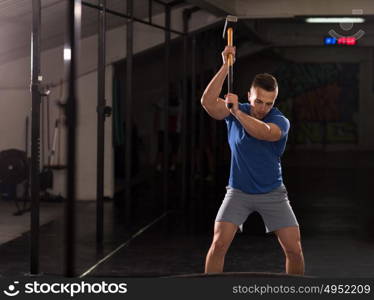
[201, 46, 304, 275]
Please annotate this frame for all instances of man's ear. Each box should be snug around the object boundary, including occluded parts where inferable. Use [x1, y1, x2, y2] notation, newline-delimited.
[248, 87, 256, 102]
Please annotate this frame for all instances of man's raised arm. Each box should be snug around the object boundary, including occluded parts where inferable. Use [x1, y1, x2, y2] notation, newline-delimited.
[200, 46, 234, 120]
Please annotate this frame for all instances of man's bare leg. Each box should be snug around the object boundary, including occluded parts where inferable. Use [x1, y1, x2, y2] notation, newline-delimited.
[205, 221, 238, 273]
[275, 226, 305, 275]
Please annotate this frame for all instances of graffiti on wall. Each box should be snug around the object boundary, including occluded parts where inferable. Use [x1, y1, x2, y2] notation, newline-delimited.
[274, 63, 359, 145]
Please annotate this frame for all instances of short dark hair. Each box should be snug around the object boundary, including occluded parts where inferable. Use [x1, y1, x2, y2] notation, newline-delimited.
[251, 73, 278, 92]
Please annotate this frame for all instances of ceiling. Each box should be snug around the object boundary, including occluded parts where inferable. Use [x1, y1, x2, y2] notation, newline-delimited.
[0, 0, 372, 66]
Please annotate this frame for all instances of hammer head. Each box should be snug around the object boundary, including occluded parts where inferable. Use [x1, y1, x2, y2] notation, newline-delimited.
[223, 15, 238, 38]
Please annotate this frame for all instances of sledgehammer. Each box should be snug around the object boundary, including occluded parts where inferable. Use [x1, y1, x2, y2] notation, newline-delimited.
[223, 15, 238, 109]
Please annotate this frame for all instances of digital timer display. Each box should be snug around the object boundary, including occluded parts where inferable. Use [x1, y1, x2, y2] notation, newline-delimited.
[324, 37, 357, 45]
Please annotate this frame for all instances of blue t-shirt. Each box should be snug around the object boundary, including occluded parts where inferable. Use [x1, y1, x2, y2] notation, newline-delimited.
[225, 103, 290, 194]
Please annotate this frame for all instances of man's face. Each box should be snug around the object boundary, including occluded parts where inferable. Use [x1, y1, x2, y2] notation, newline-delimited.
[248, 86, 277, 120]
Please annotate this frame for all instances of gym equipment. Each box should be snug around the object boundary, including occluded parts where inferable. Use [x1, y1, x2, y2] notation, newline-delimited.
[40, 85, 54, 191]
[0, 149, 28, 185]
[50, 80, 65, 170]
[0, 148, 30, 215]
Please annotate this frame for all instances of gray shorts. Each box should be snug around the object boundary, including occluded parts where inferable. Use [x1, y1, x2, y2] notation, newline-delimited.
[215, 184, 299, 234]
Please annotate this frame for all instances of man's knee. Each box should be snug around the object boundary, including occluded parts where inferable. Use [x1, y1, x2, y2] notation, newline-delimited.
[210, 239, 230, 256]
[284, 243, 303, 260]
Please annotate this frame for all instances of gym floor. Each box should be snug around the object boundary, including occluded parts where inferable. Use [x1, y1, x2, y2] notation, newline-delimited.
[1, 151, 373, 278]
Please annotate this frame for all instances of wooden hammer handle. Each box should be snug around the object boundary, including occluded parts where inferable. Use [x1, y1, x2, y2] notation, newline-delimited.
[226, 27, 234, 109]
[227, 27, 233, 66]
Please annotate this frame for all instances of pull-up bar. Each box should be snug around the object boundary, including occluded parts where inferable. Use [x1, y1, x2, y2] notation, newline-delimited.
[82, 1, 186, 36]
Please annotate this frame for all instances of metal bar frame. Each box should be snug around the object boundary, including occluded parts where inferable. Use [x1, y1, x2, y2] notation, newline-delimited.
[180, 10, 190, 210]
[197, 41, 205, 200]
[96, 0, 106, 245]
[189, 34, 197, 207]
[153, 0, 168, 6]
[148, 0, 153, 23]
[162, 5, 171, 212]
[168, 0, 184, 6]
[81, 1, 185, 36]
[30, 0, 41, 275]
[64, 0, 81, 277]
[125, 0, 134, 222]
